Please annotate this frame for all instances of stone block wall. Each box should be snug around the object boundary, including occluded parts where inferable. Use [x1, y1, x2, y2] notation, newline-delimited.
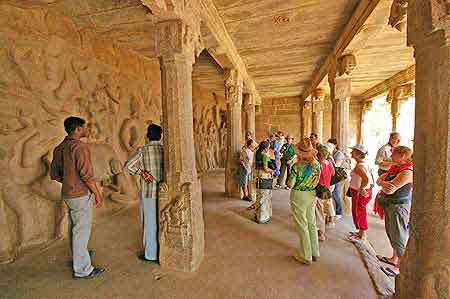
[255, 97, 301, 142]
[0, 4, 162, 264]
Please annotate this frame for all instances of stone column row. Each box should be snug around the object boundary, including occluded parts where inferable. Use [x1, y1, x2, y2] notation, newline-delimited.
[300, 54, 355, 146]
[329, 54, 355, 147]
[388, 83, 414, 132]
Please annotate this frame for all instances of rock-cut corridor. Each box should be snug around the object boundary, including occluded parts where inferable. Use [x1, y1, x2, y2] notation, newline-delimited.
[0, 170, 389, 299]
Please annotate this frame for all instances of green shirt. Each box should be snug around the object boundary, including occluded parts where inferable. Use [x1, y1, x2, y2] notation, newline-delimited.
[281, 143, 296, 161]
[288, 160, 321, 191]
[262, 153, 270, 168]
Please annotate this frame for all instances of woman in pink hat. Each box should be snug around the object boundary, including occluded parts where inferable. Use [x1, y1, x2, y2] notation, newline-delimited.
[348, 144, 374, 240]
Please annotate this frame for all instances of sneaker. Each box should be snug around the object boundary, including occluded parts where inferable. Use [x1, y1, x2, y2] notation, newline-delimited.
[274, 184, 281, 189]
[335, 215, 343, 220]
[138, 254, 159, 264]
[73, 267, 106, 279]
[285, 186, 291, 190]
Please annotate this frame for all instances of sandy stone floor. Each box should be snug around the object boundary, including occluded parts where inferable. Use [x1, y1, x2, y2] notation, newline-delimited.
[0, 170, 391, 299]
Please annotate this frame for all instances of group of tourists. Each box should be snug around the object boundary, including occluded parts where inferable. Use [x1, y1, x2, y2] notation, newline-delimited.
[237, 130, 413, 276]
[50, 117, 164, 279]
[51, 114, 412, 280]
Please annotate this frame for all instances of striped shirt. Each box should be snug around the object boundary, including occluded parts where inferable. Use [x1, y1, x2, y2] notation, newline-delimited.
[124, 141, 164, 199]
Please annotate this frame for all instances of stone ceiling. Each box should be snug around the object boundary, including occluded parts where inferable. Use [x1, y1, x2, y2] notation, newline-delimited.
[317, 0, 415, 99]
[347, 1, 414, 97]
[5, 0, 415, 102]
[209, 0, 360, 99]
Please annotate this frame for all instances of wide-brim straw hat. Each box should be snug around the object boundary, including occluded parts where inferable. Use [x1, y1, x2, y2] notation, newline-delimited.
[296, 141, 316, 159]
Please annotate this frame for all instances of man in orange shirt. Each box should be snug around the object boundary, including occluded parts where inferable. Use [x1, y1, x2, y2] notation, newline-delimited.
[51, 116, 105, 279]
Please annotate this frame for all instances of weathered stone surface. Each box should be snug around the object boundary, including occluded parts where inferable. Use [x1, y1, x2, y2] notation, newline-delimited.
[0, 4, 161, 264]
[397, 1, 450, 298]
[224, 69, 243, 198]
[157, 15, 205, 272]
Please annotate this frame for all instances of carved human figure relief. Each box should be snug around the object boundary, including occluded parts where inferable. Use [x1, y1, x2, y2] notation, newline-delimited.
[159, 182, 191, 247]
[120, 96, 143, 155]
[107, 159, 138, 205]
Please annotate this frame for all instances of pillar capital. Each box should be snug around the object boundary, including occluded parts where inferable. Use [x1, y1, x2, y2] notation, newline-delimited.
[338, 54, 357, 76]
[387, 83, 415, 103]
[332, 76, 352, 102]
[225, 69, 243, 108]
[311, 88, 326, 102]
[156, 16, 203, 64]
[362, 101, 372, 113]
[389, 0, 408, 32]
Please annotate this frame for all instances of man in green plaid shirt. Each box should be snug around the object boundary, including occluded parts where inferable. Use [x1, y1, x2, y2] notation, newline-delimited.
[125, 124, 164, 263]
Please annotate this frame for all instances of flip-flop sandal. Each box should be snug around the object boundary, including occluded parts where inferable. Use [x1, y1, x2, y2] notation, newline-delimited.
[376, 255, 397, 267]
[346, 235, 358, 242]
[246, 204, 256, 211]
[380, 266, 399, 277]
[348, 231, 359, 236]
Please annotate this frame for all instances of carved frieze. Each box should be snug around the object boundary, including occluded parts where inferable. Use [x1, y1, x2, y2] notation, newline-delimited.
[0, 4, 160, 264]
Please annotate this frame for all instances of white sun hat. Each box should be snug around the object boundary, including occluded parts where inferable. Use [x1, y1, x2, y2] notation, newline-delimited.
[350, 144, 368, 155]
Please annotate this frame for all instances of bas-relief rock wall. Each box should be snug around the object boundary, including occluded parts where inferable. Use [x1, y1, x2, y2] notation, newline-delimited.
[192, 85, 226, 173]
[0, 5, 162, 264]
[256, 97, 301, 142]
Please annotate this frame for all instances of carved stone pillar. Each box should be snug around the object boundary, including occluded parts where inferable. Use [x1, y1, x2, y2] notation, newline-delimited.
[303, 100, 312, 138]
[397, 1, 450, 297]
[157, 19, 204, 272]
[225, 69, 243, 198]
[311, 88, 325, 143]
[329, 54, 355, 147]
[299, 97, 305, 139]
[243, 93, 256, 137]
[388, 84, 414, 131]
[358, 101, 371, 144]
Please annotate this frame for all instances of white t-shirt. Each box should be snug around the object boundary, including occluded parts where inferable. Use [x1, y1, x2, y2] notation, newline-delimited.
[375, 143, 393, 171]
[241, 147, 254, 173]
